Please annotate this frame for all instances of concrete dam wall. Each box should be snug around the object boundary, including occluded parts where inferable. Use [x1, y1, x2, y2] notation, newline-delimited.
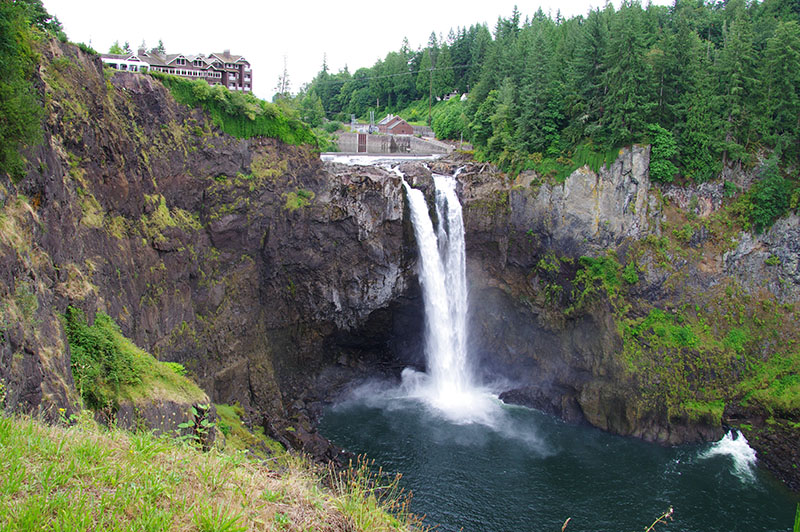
[337, 132, 453, 154]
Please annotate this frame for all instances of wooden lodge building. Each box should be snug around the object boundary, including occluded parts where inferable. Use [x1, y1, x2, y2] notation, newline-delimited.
[100, 49, 252, 93]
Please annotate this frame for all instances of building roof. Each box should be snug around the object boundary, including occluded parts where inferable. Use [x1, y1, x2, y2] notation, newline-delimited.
[101, 53, 141, 61]
[209, 51, 249, 64]
[388, 119, 410, 131]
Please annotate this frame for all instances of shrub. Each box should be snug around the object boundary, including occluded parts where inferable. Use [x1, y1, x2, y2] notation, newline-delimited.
[568, 253, 624, 312]
[283, 189, 314, 211]
[431, 98, 468, 140]
[0, 1, 44, 181]
[149, 73, 318, 146]
[323, 121, 341, 134]
[63, 307, 142, 409]
[748, 159, 793, 233]
[622, 260, 640, 284]
[648, 123, 679, 183]
[76, 42, 97, 56]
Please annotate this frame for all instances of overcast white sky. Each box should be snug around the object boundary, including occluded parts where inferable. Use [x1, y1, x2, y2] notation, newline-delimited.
[43, 0, 670, 100]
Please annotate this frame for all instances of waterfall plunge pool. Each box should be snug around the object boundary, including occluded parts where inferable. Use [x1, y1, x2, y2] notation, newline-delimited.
[320, 163, 799, 531]
[319, 393, 798, 532]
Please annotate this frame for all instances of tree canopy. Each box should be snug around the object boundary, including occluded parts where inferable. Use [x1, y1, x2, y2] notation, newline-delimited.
[303, 0, 800, 177]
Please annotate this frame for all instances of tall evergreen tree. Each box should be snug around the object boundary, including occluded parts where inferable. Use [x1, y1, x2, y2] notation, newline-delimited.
[714, 14, 758, 165]
[433, 44, 455, 98]
[761, 21, 800, 159]
[568, 7, 610, 141]
[602, 1, 656, 147]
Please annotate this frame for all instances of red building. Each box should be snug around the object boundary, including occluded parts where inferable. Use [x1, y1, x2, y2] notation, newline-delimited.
[377, 114, 414, 135]
[101, 49, 252, 93]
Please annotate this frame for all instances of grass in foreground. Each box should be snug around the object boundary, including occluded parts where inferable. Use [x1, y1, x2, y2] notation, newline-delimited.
[0, 414, 424, 531]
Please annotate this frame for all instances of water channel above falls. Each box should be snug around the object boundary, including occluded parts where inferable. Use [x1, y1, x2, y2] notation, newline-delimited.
[319, 156, 798, 531]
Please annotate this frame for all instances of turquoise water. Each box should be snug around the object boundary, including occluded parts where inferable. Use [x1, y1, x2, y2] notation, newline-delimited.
[319, 394, 798, 532]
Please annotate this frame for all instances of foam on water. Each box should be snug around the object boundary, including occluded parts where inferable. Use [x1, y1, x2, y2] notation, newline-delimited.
[699, 430, 758, 481]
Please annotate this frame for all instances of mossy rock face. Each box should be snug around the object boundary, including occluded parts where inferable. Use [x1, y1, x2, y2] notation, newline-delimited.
[2, 39, 417, 464]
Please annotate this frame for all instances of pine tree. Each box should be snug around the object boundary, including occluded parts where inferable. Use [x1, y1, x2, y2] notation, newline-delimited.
[416, 49, 433, 97]
[487, 77, 518, 163]
[515, 25, 552, 153]
[676, 47, 719, 181]
[714, 14, 758, 166]
[761, 21, 800, 159]
[432, 44, 455, 98]
[569, 7, 610, 141]
[603, 1, 655, 147]
[658, 4, 703, 128]
[299, 90, 325, 127]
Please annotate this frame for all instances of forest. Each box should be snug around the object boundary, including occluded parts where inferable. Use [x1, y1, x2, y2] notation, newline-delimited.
[300, 0, 799, 187]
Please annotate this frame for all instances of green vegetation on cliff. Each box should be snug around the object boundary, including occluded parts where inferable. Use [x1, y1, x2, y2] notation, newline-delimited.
[557, 195, 800, 427]
[0, 414, 423, 531]
[150, 72, 318, 146]
[0, 0, 47, 180]
[63, 307, 205, 410]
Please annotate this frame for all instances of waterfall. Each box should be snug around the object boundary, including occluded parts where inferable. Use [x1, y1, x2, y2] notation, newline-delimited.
[401, 172, 496, 424]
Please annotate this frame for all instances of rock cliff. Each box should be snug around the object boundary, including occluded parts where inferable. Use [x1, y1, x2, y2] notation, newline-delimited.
[0, 41, 418, 456]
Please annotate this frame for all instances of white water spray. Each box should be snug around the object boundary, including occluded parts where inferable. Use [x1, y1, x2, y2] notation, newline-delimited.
[699, 430, 758, 481]
[401, 172, 497, 424]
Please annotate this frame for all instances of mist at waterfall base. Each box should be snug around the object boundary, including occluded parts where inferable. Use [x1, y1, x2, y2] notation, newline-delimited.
[318, 164, 798, 531]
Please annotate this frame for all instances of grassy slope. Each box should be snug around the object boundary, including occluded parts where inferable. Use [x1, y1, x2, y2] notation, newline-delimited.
[0, 413, 422, 531]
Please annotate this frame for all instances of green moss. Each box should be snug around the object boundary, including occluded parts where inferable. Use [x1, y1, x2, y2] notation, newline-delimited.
[140, 194, 201, 244]
[469, 189, 510, 216]
[283, 189, 314, 211]
[741, 351, 800, 414]
[79, 193, 104, 229]
[251, 153, 288, 181]
[215, 403, 284, 459]
[682, 399, 725, 423]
